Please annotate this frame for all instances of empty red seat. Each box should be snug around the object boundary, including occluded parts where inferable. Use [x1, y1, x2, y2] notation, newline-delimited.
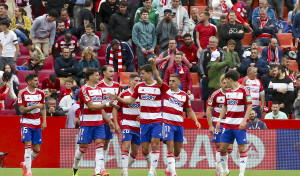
[19, 43, 29, 56]
[120, 72, 138, 87]
[192, 86, 202, 99]
[18, 83, 28, 90]
[37, 70, 55, 84]
[98, 44, 108, 57]
[242, 33, 252, 46]
[16, 57, 29, 66]
[277, 33, 293, 49]
[289, 60, 299, 73]
[17, 70, 35, 83]
[191, 100, 205, 112]
[195, 0, 206, 6]
[43, 57, 54, 70]
[191, 73, 200, 86]
[98, 57, 106, 67]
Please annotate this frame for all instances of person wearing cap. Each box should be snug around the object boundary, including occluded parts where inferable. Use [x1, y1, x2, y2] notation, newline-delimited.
[246, 110, 267, 129]
[53, 32, 79, 58]
[207, 50, 230, 97]
[59, 85, 80, 114]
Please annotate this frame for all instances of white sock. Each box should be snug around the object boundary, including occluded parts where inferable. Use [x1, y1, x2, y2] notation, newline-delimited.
[95, 143, 104, 175]
[24, 145, 32, 174]
[31, 149, 39, 161]
[167, 152, 176, 175]
[149, 150, 159, 174]
[143, 153, 151, 165]
[128, 153, 136, 168]
[103, 149, 107, 170]
[73, 146, 87, 169]
[220, 152, 229, 172]
[216, 151, 224, 173]
[239, 152, 248, 176]
[121, 150, 129, 172]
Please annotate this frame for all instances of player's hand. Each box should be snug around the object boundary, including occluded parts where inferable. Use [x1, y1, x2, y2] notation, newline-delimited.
[209, 126, 215, 137]
[141, 48, 147, 54]
[148, 48, 154, 53]
[114, 123, 121, 134]
[239, 121, 246, 131]
[187, 90, 191, 95]
[109, 121, 115, 132]
[195, 121, 201, 129]
[109, 101, 119, 109]
[41, 121, 47, 130]
[148, 57, 156, 65]
[35, 103, 44, 109]
[107, 93, 117, 100]
[216, 121, 221, 132]
[4, 82, 10, 88]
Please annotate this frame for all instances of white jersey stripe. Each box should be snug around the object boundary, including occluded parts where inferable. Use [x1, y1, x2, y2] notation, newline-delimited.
[225, 117, 243, 125]
[164, 100, 184, 112]
[122, 119, 140, 128]
[163, 113, 183, 123]
[80, 114, 103, 121]
[123, 107, 140, 115]
[140, 112, 162, 119]
[21, 118, 41, 125]
[140, 100, 161, 107]
[227, 105, 245, 112]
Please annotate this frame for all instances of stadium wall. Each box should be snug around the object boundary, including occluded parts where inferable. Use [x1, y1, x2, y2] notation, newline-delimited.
[0, 116, 300, 169]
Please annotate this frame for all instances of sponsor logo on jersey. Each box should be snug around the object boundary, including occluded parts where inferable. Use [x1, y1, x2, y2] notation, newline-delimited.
[141, 94, 156, 100]
[128, 103, 140, 108]
[92, 96, 102, 102]
[169, 97, 183, 106]
[227, 99, 238, 105]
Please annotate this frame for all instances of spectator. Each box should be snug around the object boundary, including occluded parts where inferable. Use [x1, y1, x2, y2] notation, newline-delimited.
[30, 0, 42, 20]
[252, 0, 277, 23]
[293, 89, 300, 119]
[46, 97, 65, 116]
[0, 19, 19, 70]
[239, 48, 269, 78]
[239, 67, 266, 118]
[16, 0, 32, 22]
[164, 51, 192, 94]
[268, 0, 284, 20]
[134, 0, 159, 27]
[195, 11, 217, 53]
[247, 110, 267, 129]
[294, 75, 300, 99]
[0, 70, 17, 101]
[30, 9, 58, 57]
[59, 85, 79, 115]
[53, 32, 79, 58]
[212, 0, 233, 25]
[223, 39, 241, 71]
[43, 88, 52, 105]
[292, 3, 300, 70]
[155, 39, 191, 78]
[261, 38, 283, 64]
[96, 0, 119, 44]
[3, 64, 18, 95]
[268, 65, 294, 115]
[253, 8, 278, 46]
[151, 0, 170, 13]
[109, 1, 134, 44]
[55, 20, 68, 42]
[156, 9, 178, 55]
[0, 72, 12, 110]
[58, 77, 74, 101]
[160, 0, 189, 48]
[132, 9, 156, 69]
[126, 0, 142, 15]
[41, 73, 61, 98]
[220, 10, 244, 59]
[77, 47, 101, 84]
[54, 47, 77, 85]
[281, 55, 293, 77]
[105, 39, 134, 73]
[79, 0, 94, 35]
[0, 4, 10, 23]
[179, 33, 199, 74]
[261, 64, 277, 102]
[59, 8, 75, 34]
[242, 41, 262, 58]
[23, 39, 45, 73]
[188, 8, 200, 39]
[205, 7, 217, 26]
[181, 0, 195, 6]
[11, 7, 31, 43]
[42, 0, 69, 14]
[265, 101, 288, 119]
[229, 0, 253, 32]
[73, 0, 86, 28]
[207, 50, 230, 96]
[66, 102, 80, 128]
[217, 15, 228, 48]
[79, 23, 101, 55]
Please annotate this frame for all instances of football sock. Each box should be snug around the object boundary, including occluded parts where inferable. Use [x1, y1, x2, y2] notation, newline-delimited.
[143, 153, 151, 165]
[216, 147, 224, 173]
[167, 152, 176, 175]
[31, 149, 39, 161]
[239, 151, 248, 176]
[128, 153, 136, 168]
[121, 150, 129, 172]
[73, 146, 87, 169]
[220, 151, 229, 172]
[103, 149, 107, 170]
[24, 145, 32, 174]
[95, 143, 104, 175]
[227, 148, 233, 155]
[149, 150, 159, 174]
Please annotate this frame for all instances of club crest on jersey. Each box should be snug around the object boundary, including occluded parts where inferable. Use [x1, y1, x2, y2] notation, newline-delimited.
[141, 94, 156, 100]
[169, 97, 183, 106]
[227, 99, 238, 105]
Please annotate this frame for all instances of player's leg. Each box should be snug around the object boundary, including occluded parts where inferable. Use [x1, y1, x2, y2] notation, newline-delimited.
[213, 126, 224, 175]
[163, 123, 175, 176]
[94, 125, 109, 176]
[31, 144, 40, 161]
[149, 123, 162, 175]
[227, 144, 233, 156]
[234, 129, 248, 176]
[121, 132, 132, 176]
[31, 128, 43, 162]
[128, 131, 141, 168]
[140, 124, 152, 165]
[103, 124, 113, 170]
[21, 127, 33, 176]
[219, 128, 235, 176]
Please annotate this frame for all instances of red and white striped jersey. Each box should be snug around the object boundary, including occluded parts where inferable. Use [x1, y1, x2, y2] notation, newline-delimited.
[207, 88, 226, 126]
[78, 85, 103, 126]
[97, 80, 120, 123]
[131, 81, 162, 124]
[18, 87, 45, 129]
[118, 89, 140, 132]
[161, 83, 191, 126]
[224, 85, 252, 129]
[238, 78, 264, 107]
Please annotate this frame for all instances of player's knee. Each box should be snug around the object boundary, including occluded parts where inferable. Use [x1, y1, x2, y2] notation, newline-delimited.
[142, 148, 150, 156]
[131, 150, 138, 157]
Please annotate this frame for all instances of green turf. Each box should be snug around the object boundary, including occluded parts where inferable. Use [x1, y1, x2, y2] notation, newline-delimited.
[0, 168, 299, 176]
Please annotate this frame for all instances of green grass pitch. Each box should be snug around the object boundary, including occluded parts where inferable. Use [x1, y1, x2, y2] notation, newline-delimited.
[0, 168, 299, 176]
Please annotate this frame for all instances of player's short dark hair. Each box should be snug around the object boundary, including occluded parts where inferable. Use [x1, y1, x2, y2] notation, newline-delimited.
[170, 74, 180, 81]
[84, 0, 93, 7]
[129, 74, 139, 80]
[0, 4, 8, 10]
[183, 33, 192, 39]
[85, 23, 94, 29]
[251, 48, 258, 53]
[205, 7, 213, 12]
[119, 1, 128, 6]
[140, 64, 153, 74]
[140, 8, 149, 14]
[278, 65, 285, 74]
[110, 39, 119, 47]
[251, 40, 258, 46]
[57, 20, 64, 24]
[23, 39, 33, 46]
[61, 8, 68, 13]
[282, 55, 289, 61]
[225, 70, 240, 82]
[272, 101, 280, 107]
[101, 65, 114, 76]
[49, 9, 59, 18]
[2, 71, 12, 82]
[229, 10, 236, 15]
[49, 74, 57, 83]
[85, 68, 99, 80]
[227, 39, 236, 45]
[203, 11, 210, 17]
[0, 19, 10, 27]
[220, 15, 227, 20]
[25, 73, 38, 83]
[269, 64, 278, 70]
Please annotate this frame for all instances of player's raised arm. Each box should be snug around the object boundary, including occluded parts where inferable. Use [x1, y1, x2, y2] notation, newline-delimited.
[149, 57, 163, 87]
[216, 105, 227, 132]
[186, 108, 201, 129]
[206, 105, 215, 136]
[107, 93, 136, 105]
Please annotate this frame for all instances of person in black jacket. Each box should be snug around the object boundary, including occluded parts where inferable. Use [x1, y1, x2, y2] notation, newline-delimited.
[109, 1, 134, 44]
[261, 64, 277, 102]
[54, 47, 78, 85]
[42, 0, 69, 14]
[96, 0, 119, 44]
[219, 10, 244, 60]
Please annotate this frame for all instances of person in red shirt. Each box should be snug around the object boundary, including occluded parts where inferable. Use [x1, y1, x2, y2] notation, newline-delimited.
[58, 77, 74, 102]
[41, 73, 61, 98]
[228, 0, 253, 32]
[195, 11, 217, 53]
[179, 33, 199, 74]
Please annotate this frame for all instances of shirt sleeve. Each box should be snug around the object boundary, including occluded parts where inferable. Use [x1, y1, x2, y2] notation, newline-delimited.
[207, 92, 216, 107]
[79, 87, 91, 104]
[131, 84, 140, 99]
[117, 91, 124, 107]
[12, 32, 18, 44]
[243, 86, 252, 105]
[17, 91, 25, 106]
[40, 91, 45, 104]
[184, 94, 192, 109]
[160, 83, 169, 94]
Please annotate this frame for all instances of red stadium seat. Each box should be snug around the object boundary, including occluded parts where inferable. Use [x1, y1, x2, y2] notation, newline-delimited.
[289, 60, 299, 73]
[17, 70, 35, 83]
[43, 57, 54, 70]
[16, 57, 29, 66]
[114, 72, 119, 82]
[195, 0, 206, 6]
[18, 83, 28, 90]
[37, 70, 55, 84]
[190, 6, 208, 14]
[242, 33, 252, 46]
[277, 33, 293, 49]
[192, 86, 201, 99]
[183, 6, 188, 13]
[191, 100, 205, 112]
[19, 44, 29, 56]
[120, 72, 138, 87]
[98, 57, 106, 67]
[0, 110, 17, 115]
[182, 112, 205, 119]
[4, 98, 14, 109]
[191, 73, 200, 86]
[98, 44, 108, 57]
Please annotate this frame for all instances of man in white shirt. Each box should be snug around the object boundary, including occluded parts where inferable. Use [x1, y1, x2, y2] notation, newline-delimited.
[59, 85, 79, 114]
[0, 19, 19, 70]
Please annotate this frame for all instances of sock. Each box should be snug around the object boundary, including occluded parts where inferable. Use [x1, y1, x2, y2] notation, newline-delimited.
[121, 150, 129, 172]
[216, 147, 224, 173]
[24, 145, 32, 174]
[174, 154, 179, 162]
[31, 149, 39, 161]
[73, 146, 87, 169]
[149, 150, 159, 174]
[220, 151, 229, 172]
[239, 151, 248, 176]
[95, 143, 104, 175]
[227, 148, 233, 155]
[103, 149, 107, 170]
[143, 153, 151, 165]
[167, 152, 176, 174]
[128, 153, 136, 168]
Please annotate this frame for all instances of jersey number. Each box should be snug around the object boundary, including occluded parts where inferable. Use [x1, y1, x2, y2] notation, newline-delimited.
[22, 127, 28, 134]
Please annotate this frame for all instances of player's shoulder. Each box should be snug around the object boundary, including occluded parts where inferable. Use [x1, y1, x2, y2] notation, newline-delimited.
[239, 85, 251, 94]
[18, 87, 28, 96]
[212, 88, 223, 97]
[135, 82, 145, 88]
[112, 81, 120, 87]
[120, 89, 131, 96]
[36, 88, 45, 94]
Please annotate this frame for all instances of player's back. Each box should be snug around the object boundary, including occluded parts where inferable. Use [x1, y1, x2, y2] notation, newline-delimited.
[242, 78, 263, 107]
